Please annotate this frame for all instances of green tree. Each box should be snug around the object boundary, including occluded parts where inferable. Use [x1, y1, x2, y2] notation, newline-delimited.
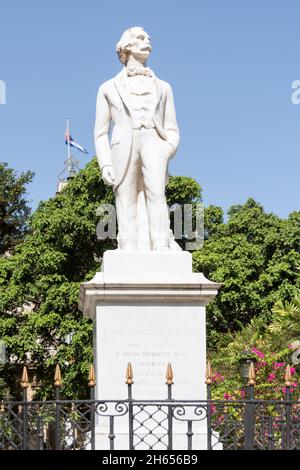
[193, 199, 300, 347]
[0, 162, 34, 255]
[166, 176, 203, 249]
[0, 158, 202, 399]
[269, 293, 300, 350]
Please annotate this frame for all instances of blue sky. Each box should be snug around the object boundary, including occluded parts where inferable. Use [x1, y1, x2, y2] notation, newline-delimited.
[0, 0, 299, 217]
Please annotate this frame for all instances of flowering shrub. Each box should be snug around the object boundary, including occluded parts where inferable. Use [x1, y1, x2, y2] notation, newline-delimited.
[210, 346, 299, 401]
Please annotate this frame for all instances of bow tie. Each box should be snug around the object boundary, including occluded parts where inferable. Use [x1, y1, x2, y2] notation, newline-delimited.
[127, 67, 153, 77]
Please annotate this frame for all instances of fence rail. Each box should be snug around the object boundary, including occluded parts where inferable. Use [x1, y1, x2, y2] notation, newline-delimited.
[1, 398, 300, 450]
[1, 362, 300, 450]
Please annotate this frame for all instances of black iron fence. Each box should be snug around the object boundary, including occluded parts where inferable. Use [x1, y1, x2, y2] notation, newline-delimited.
[0, 363, 300, 450]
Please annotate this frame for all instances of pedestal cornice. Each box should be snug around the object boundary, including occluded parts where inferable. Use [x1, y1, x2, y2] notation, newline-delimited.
[79, 272, 221, 319]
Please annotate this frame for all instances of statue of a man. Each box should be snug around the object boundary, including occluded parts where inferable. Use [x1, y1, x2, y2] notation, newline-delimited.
[94, 27, 180, 251]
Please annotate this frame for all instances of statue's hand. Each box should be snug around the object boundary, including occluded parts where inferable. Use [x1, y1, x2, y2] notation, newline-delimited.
[102, 165, 115, 186]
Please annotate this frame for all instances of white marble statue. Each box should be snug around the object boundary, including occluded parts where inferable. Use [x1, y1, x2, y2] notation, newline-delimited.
[94, 27, 180, 251]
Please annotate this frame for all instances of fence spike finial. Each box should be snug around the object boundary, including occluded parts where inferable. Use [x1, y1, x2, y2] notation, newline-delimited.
[285, 364, 291, 387]
[54, 364, 62, 387]
[88, 364, 96, 387]
[126, 362, 134, 385]
[166, 363, 174, 385]
[248, 362, 256, 386]
[205, 361, 212, 385]
[21, 366, 29, 389]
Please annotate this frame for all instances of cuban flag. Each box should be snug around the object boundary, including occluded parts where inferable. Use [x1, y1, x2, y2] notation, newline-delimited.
[65, 129, 88, 154]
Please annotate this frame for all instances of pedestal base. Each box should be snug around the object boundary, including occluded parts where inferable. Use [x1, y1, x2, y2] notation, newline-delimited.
[79, 251, 220, 450]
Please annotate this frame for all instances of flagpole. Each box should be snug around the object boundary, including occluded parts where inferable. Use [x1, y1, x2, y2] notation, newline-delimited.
[67, 116, 71, 162]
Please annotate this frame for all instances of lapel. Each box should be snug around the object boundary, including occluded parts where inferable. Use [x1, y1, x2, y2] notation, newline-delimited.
[152, 70, 163, 110]
[114, 68, 131, 113]
[114, 67, 163, 115]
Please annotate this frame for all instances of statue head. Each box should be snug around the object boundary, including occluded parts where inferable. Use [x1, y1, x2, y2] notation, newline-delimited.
[116, 27, 152, 65]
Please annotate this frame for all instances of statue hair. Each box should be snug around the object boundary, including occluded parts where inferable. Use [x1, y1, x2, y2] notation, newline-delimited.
[116, 27, 146, 65]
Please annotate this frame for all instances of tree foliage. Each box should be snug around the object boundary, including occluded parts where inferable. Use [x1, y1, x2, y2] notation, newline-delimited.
[0, 162, 34, 255]
[193, 199, 300, 347]
[0, 158, 202, 398]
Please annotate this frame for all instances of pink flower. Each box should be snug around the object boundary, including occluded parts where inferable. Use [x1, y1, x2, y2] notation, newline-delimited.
[256, 361, 268, 368]
[252, 347, 265, 359]
[282, 386, 294, 394]
[273, 362, 285, 369]
[268, 373, 275, 383]
[215, 372, 225, 382]
[212, 372, 225, 383]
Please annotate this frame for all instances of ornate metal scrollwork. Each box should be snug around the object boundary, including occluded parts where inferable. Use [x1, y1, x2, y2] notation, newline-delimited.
[173, 404, 207, 422]
[95, 401, 128, 417]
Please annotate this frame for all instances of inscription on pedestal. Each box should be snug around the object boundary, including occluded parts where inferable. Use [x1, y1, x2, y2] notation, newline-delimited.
[96, 305, 206, 399]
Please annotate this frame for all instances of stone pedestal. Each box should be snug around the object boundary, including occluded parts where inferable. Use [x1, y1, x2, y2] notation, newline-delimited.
[79, 250, 220, 449]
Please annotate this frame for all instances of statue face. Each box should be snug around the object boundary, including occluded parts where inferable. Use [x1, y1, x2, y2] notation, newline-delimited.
[128, 28, 152, 62]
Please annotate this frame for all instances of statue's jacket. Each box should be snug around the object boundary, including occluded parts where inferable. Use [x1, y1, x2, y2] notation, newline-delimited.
[94, 67, 180, 190]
